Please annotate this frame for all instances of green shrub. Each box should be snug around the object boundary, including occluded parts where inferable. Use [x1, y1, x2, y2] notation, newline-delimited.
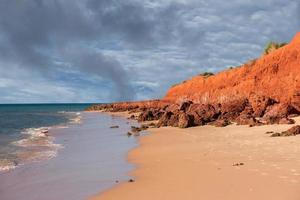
[264, 41, 287, 55]
[199, 72, 214, 77]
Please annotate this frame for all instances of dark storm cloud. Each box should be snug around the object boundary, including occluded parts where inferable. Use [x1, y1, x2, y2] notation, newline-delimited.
[0, 1, 95, 68]
[66, 49, 135, 100]
[0, 0, 298, 103]
[86, 0, 157, 47]
[0, 0, 135, 100]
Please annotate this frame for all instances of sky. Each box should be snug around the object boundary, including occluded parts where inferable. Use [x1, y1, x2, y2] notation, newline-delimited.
[0, 0, 299, 103]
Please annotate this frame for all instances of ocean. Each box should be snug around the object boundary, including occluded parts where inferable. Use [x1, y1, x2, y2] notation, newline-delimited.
[0, 104, 89, 172]
[0, 104, 139, 200]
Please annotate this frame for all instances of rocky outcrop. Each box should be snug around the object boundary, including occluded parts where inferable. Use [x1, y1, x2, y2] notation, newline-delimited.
[86, 32, 300, 129]
[178, 112, 194, 128]
[85, 100, 170, 112]
[271, 125, 300, 137]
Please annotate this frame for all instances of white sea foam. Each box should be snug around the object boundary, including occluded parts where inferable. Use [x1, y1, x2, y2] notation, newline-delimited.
[18, 149, 59, 162]
[58, 111, 82, 124]
[69, 112, 82, 124]
[13, 127, 63, 149]
[0, 159, 17, 172]
[3, 111, 81, 173]
[6, 126, 63, 173]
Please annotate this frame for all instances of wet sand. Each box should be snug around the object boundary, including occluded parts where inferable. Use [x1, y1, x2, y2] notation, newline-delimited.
[91, 117, 300, 200]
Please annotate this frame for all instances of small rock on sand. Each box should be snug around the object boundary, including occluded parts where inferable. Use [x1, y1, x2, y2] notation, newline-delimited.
[233, 162, 244, 166]
[265, 131, 274, 134]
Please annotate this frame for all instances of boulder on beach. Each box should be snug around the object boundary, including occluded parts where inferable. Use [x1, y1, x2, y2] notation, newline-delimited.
[271, 125, 300, 137]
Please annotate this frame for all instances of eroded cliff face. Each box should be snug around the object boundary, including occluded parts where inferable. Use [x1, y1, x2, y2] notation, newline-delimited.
[87, 33, 300, 128]
[164, 32, 300, 108]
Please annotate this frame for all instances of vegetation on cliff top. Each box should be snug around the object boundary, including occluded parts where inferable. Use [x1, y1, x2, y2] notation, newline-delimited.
[198, 72, 214, 77]
[264, 41, 287, 55]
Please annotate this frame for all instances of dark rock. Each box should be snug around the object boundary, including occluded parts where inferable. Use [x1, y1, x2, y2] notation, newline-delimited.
[187, 111, 205, 126]
[157, 112, 173, 127]
[168, 114, 179, 127]
[154, 110, 165, 119]
[178, 113, 194, 128]
[110, 125, 119, 128]
[281, 125, 300, 136]
[263, 103, 300, 124]
[278, 118, 295, 124]
[265, 131, 274, 134]
[127, 132, 133, 137]
[211, 119, 231, 127]
[138, 110, 154, 122]
[235, 114, 261, 126]
[271, 125, 300, 137]
[270, 132, 282, 137]
[187, 103, 220, 123]
[220, 99, 249, 120]
[179, 101, 193, 112]
[128, 179, 135, 182]
[233, 162, 244, 166]
[165, 104, 180, 113]
[131, 126, 142, 133]
[145, 122, 157, 128]
[249, 95, 276, 117]
[129, 125, 149, 135]
[140, 124, 149, 130]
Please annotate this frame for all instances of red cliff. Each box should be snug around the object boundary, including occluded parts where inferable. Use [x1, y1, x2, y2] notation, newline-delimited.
[88, 32, 300, 127]
[164, 32, 300, 109]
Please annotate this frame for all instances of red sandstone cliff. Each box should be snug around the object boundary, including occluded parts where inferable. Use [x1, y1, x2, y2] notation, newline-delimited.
[88, 32, 300, 127]
[164, 32, 300, 109]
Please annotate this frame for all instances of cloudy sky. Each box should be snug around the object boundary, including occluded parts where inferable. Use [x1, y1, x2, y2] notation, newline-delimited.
[0, 0, 299, 103]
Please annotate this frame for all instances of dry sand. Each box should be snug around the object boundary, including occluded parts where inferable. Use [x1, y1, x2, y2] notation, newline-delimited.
[90, 116, 300, 200]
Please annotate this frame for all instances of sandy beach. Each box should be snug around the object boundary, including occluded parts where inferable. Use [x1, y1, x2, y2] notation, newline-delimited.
[90, 116, 300, 200]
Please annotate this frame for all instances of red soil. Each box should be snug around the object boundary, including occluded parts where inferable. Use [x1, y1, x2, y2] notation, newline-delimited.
[164, 32, 300, 110]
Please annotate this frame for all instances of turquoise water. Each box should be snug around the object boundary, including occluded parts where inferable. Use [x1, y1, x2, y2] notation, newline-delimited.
[0, 104, 92, 171]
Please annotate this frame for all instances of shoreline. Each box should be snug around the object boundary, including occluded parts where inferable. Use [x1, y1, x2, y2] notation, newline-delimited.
[90, 112, 300, 200]
[0, 111, 82, 174]
[0, 112, 137, 200]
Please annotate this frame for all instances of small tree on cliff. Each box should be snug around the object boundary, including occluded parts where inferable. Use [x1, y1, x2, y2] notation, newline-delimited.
[199, 72, 214, 77]
[264, 41, 287, 55]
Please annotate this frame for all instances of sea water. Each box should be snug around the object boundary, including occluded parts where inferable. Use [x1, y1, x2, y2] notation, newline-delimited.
[0, 104, 89, 172]
[0, 105, 138, 200]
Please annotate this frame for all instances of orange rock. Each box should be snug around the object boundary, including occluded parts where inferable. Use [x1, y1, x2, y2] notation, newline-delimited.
[87, 32, 300, 127]
[164, 32, 300, 113]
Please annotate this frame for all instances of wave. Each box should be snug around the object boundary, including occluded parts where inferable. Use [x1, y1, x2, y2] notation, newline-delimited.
[57, 111, 82, 124]
[69, 112, 82, 124]
[13, 127, 56, 148]
[1, 112, 82, 173]
[1, 127, 62, 173]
